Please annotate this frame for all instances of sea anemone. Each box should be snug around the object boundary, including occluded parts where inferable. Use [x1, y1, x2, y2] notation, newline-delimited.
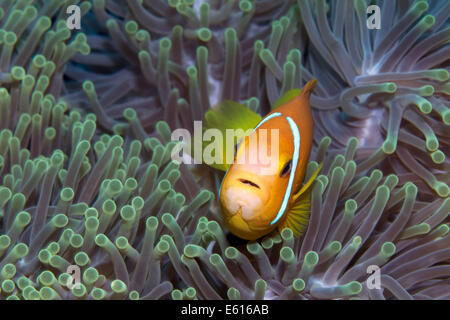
[296, 0, 449, 200]
[0, 0, 448, 300]
[163, 139, 450, 300]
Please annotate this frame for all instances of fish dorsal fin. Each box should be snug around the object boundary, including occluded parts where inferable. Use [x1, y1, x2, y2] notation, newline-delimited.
[272, 89, 301, 110]
[272, 79, 318, 110]
[203, 100, 262, 171]
[277, 162, 322, 237]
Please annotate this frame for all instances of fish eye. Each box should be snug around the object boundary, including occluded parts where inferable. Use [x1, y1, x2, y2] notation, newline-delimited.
[280, 160, 292, 177]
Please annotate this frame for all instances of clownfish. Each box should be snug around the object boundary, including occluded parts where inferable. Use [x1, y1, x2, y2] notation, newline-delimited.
[204, 79, 320, 240]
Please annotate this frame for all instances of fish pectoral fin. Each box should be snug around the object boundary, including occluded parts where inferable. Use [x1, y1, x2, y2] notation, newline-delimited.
[277, 189, 311, 237]
[292, 162, 323, 201]
[278, 162, 322, 237]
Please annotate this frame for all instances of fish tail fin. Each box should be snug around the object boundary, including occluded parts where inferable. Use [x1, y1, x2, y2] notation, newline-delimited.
[277, 162, 322, 237]
[203, 100, 262, 171]
[300, 79, 317, 99]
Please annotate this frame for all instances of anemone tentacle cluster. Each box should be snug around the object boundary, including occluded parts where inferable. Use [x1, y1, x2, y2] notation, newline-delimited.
[0, 0, 448, 300]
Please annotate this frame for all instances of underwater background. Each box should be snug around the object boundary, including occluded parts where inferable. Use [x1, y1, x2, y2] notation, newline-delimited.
[0, 0, 448, 300]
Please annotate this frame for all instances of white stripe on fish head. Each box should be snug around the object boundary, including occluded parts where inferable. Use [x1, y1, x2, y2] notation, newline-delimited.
[270, 116, 300, 225]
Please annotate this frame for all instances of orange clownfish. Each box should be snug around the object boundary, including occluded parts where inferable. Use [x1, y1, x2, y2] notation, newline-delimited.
[205, 79, 321, 240]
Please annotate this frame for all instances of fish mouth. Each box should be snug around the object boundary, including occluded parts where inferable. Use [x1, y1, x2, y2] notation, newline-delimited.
[229, 204, 244, 217]
[220, 185, 263, 221]
[238, 178, 260, 189]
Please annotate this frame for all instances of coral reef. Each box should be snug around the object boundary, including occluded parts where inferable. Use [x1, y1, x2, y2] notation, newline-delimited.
[0, 0, 448, 300]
